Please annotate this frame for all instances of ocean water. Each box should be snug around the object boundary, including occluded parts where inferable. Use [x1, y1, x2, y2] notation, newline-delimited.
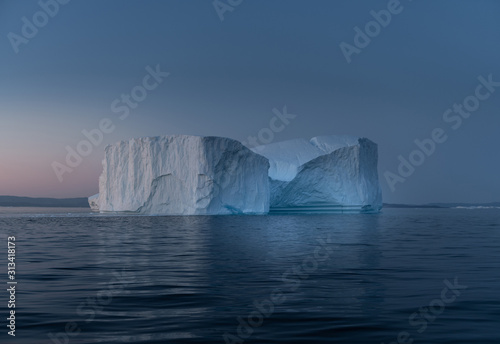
[0, 207, 499, 344]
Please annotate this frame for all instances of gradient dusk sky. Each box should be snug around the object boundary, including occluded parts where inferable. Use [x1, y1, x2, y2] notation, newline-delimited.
[1, 0, 499, 203]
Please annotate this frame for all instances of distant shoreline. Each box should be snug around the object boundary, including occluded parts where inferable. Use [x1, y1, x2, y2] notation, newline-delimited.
[383, 203, 443, 209]
[384, 202, 500, 209]
[0, 196, 497, 209]
[0, 196, 90, 208]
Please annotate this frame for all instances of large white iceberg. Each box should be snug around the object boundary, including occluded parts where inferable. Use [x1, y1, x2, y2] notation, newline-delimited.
[251, 135, 382, 213]
[89, 134, 382, 214]
[92, 135, 270, 215]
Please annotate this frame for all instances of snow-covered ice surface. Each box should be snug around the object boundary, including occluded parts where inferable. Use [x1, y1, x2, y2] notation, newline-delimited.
[92, 135, 270, 215]
[251, 135, 383, 213]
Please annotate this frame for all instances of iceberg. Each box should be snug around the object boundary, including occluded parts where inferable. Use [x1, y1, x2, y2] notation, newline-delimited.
[91, 135, 270, 215]
[88, 193, 100, 211]
[89, 134, 382, 214]
[251, 135, 382, 213]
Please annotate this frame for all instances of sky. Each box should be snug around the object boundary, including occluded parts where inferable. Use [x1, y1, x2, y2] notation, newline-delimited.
[0, 0, 499, 204]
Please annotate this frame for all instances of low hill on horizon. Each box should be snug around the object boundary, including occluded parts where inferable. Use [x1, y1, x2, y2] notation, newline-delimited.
[384, 202, 500, 208]
[0, 196, 90, 208]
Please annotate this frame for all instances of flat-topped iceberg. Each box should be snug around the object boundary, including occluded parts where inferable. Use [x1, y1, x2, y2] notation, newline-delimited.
[251, 135, 382, 213]
[89, 134, 382, 214]
[92, 135, 270, 215]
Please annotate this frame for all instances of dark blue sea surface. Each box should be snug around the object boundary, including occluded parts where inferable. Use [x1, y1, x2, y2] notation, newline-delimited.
[0, 207, 499, 344]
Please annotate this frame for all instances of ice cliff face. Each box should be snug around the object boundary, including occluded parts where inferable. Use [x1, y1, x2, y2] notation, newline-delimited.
[251, 136, 382, 213]
[93, 135, 270, 215]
